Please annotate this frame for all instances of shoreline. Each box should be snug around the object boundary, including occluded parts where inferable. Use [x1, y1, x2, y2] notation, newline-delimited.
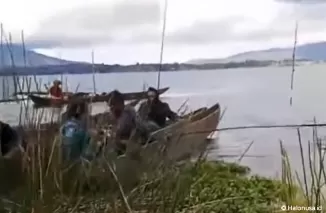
[0, 60, 319, 77]
[0, 60, 299, 76]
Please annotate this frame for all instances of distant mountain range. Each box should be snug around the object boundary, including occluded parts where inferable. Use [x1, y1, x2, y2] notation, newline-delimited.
[1, 41, 326, 75]
[4, 41, 326, 68]
[0, 44, 71, 67]
[188, 41, 326, 64]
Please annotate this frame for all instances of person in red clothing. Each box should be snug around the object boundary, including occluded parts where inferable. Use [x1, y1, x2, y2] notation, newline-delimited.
[49, 80, 63, 98]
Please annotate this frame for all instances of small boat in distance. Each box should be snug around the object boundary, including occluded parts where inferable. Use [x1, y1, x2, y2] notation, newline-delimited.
[14, 91, 90, 96]
[28, 87, 170, 108]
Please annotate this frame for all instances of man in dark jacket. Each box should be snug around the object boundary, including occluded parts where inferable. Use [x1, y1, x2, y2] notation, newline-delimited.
[138, 87, 178, 128]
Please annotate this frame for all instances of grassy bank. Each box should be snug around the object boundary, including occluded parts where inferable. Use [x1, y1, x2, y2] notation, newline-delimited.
[0, 138, 318, 213]
[0, 152, 286, 213]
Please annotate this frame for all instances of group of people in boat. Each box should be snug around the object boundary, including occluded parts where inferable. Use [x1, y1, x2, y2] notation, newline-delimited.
[61, 86, 178, 159]
[0, 83, 178, 162]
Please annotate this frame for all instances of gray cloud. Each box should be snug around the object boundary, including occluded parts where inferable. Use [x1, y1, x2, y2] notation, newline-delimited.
[24, 0, 326, 49]
[25, 0, 160, 48]
[241, 4, 326, 41]
[129, 17, 250, 45]
[275, 0, 326, 4]
[167, 18, 244, 44]
[159, 2, 326, 45]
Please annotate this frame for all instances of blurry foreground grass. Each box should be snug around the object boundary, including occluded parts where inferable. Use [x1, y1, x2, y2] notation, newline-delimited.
[0, 110, 325, 212]
[0, 133, 304, 213]
[0, 149, 286, 213]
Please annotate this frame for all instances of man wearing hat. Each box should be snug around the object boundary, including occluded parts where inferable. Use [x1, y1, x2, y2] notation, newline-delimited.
[49, 80, 63, 98]
[138, 87, 178, 128]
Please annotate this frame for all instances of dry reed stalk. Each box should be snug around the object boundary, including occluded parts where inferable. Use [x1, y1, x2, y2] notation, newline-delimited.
[105, 159, 133, 213]
[237, 140, 254, 163]
[297, 128, 309, 202]
[176, 98, 189, 114]
[185, 122, 326, 135]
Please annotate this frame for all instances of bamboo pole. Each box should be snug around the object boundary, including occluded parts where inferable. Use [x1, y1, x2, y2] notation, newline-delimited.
[156, 0, 168, 90]
[91, 50, 96, 94]
[289, 21, 298, 106]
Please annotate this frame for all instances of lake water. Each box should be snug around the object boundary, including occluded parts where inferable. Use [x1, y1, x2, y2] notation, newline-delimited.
[1, 64, 326, 179]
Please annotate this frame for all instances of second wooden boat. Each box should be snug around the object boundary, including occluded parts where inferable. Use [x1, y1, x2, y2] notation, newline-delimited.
[28, 87, 170, 108]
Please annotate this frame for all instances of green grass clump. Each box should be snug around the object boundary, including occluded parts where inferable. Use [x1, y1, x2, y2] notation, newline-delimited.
[130, 160, 285, 213]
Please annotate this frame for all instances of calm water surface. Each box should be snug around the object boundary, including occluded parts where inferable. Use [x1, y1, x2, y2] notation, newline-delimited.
[1, 64, 326, 178]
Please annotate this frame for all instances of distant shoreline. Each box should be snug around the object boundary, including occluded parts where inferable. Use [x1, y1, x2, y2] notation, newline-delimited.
[0, 59, 316, 76]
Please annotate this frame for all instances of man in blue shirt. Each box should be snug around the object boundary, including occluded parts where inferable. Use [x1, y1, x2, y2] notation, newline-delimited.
[60, 102, 90, 161]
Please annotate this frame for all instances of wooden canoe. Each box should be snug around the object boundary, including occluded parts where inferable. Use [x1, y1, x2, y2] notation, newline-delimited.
[136, 102, 220, 161]
[28, 87, 170, 108]
[15, 91, 97, 97]
[107, 103, 221, 183]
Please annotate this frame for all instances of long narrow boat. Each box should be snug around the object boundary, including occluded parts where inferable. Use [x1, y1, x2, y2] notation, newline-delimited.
[109, 103, 221, 182]
[15, 91, 91, 97]
[138, 103, 220, 160]
[28, 87, 170, 108]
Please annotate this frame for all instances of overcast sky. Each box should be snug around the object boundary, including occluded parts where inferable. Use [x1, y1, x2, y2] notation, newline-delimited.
[1, 0, 326, 64]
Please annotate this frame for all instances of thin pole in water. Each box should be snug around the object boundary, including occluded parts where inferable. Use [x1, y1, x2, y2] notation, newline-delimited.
[0, 23, 3, 67]
[91, 50, 96, 94]
[8, 32, 18, 97]
[289, 21, 298, 106]
[0, 23, 4, 100]
[156, 0, 168, 90]
[21, 30, 28, 92]
[58, 52, 64, 92]
[21, 30, 27, 68]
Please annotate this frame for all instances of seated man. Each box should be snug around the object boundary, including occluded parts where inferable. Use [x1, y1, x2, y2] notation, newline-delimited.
[60, 102, 91, 161]
[138, 87, 178, 128]
[49, 80, 63, 99]
[107, 90, 138, 154]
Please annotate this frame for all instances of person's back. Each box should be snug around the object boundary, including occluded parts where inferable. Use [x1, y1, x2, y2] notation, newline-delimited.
[61, 118, 90, 161]
[60, 103, 90, 161]
[115, 105, 137, 140]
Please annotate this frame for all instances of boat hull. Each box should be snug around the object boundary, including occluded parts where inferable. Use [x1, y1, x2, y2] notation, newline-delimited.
[109, 103, 221, 184]
[29, 87, 170, 108]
